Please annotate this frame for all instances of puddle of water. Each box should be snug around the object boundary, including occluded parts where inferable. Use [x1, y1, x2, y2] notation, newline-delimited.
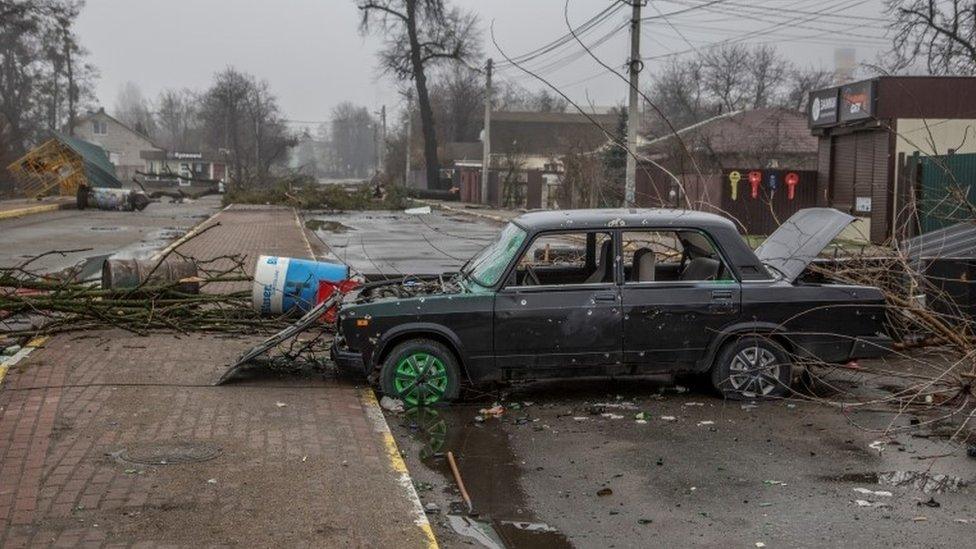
[306, 219, 353, 233]
[399, 405, 571, 548]
[825, 471, 968, 493]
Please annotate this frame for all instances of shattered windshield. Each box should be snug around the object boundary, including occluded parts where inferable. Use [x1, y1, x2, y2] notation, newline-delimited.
[463, 222, 527, 287]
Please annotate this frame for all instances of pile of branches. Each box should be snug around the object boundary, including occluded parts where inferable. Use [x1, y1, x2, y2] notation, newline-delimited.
[798, 250, 976, 447]
[0, 245, 297, 341]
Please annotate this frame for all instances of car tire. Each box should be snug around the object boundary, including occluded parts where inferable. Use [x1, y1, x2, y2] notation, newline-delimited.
[710, 336, 792, 400]
[380, 339, 461, 406]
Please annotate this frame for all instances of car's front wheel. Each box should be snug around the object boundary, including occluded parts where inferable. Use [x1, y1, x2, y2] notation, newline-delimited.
[380, 339, 461, 406]
[710, 336, 792, 400]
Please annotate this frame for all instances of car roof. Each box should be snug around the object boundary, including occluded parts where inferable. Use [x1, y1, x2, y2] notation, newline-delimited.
[512, 208, 739, 233]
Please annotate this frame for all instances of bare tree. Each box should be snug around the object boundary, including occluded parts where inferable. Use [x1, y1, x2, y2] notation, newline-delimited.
[785, 66, 835, 111]
[886, 0, 976, 75]
[748, 45, 790, 108]
[330, 102, 377, 178]
[428, 65, 483, 142]
[0, 0, 94, 167]
[357, 0, 479, 187]
[646, 57, 712, 132]
[114, 81, 155, 137]
[702, 44, 752, 113]
[156, 88, 201, 151]
[199, 68, 294, 186]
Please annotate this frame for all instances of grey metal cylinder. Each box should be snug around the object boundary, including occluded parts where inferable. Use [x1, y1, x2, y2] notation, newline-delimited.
[101, 258, 200, 294]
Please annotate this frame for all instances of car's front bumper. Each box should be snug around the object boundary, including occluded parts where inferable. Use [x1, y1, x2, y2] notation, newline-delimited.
[849, 334, 893, 360]
[330, 337, 366, 373]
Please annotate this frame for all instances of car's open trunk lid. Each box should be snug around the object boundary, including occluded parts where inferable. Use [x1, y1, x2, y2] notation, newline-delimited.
[754, 208, 857, 283]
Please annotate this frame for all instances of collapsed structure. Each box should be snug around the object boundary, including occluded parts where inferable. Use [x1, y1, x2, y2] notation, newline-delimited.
[6, 132, 123, 198]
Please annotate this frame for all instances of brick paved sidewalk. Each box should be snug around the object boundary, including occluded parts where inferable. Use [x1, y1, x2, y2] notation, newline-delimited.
[0, 206, 434, 548]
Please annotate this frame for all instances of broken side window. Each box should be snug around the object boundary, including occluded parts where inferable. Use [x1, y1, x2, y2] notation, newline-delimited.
[508, 231, 613, 287]
[622, 230, 734, 283]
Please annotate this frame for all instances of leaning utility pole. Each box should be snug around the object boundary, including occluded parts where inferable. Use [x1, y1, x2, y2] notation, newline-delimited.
[481, 58, 493, 204]
[404, 92, 412, 186]
[624, 0, 643, 207]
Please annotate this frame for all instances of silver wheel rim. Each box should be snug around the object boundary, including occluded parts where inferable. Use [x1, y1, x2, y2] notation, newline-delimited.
[728, 346, 780, 397]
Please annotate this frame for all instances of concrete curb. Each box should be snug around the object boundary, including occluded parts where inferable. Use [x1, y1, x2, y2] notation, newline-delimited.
[0, 202, 74, 221]
[360, 388, 439, 548]
[0, 337, 49, 389]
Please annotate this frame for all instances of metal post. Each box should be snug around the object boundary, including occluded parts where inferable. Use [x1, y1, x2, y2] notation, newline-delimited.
[481, 58, 493, 204]
[624, 1, 643, 207]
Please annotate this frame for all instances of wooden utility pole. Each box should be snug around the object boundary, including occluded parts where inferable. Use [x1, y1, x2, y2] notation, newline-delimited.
[481, 58, 492, 204]
[624, 1, 643, 207]
[404, 92, 412, 186]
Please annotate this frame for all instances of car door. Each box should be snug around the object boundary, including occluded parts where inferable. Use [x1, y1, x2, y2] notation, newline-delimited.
[493, 229, 622, 379]
[620, 229, 741, 370]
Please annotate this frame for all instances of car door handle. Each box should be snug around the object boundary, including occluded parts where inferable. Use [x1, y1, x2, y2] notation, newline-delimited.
[593, 291, 617, 302]
[711, 290, 734, 300]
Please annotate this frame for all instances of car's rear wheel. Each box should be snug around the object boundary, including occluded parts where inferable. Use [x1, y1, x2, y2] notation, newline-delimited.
[380, 339, 461, 406]
[711, 336, 792, 400]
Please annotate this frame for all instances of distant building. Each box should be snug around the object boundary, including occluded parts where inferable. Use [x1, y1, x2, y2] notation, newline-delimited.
[445, 110, 618, 206]
[71, 108, 162, 181]
[809, 76, 976, 243]
[486, 110, 618, 172]
[139, 150, 227, 184]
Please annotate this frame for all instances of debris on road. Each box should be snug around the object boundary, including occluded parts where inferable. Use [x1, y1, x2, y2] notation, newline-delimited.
[596, 487, 613, 497]
[380, 396, 405, 413]
[853, 487, 893, 497]
[479, 404, 504, 418]
[446, 451, 473, 514]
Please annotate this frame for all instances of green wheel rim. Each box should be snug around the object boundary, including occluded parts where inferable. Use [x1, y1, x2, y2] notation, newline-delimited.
[393, 352, 449, 406]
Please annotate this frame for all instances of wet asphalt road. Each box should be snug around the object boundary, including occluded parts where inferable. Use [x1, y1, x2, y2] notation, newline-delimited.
[307, 209, 976, 548]
[389, 378, 975, 548]
[0, 195, 219, 274]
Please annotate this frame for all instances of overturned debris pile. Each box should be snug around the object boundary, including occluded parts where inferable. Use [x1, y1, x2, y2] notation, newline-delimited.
[0, 229, 303, 340]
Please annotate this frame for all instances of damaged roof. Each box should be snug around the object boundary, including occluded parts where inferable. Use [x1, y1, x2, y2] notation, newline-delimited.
[53, 131, 123, 188]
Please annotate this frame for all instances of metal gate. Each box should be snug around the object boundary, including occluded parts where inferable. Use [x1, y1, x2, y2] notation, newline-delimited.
[918, 153, 976, 234]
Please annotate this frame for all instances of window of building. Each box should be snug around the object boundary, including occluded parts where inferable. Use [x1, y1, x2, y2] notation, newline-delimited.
[92, 120, 107, 135]
[621, 230, 733, 283]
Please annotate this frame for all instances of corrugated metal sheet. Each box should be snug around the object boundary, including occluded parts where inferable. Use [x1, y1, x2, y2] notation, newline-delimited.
[918, 153, 976, 233]
[904, 221, 976, 260]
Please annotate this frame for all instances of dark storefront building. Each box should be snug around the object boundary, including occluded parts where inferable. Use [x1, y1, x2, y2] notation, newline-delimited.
[809, 76, 976, 243]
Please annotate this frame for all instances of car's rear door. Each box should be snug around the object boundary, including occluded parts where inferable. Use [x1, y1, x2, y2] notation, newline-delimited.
[493, 229, 623, 379]
[619, 229, 741, 370]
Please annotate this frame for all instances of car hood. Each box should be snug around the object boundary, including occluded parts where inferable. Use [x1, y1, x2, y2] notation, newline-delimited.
[754, 208, 857, 283]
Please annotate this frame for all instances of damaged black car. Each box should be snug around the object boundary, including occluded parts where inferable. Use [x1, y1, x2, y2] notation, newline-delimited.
[331, 208, 892, 405]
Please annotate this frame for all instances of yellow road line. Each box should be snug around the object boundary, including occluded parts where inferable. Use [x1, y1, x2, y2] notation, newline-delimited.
[360, 388, 439, 548]
[0, 203, 63, 221]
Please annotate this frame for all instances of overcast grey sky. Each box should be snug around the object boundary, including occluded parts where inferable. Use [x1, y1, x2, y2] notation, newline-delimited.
[76, 0, 890, 128]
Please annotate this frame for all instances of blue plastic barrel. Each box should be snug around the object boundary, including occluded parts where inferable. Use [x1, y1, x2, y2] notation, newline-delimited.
[251, 255, 349, 315]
